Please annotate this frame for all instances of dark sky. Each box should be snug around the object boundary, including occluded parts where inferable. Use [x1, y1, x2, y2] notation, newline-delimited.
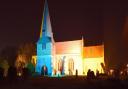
[0, 0, 103, 49]
[0, 0, 128, 68]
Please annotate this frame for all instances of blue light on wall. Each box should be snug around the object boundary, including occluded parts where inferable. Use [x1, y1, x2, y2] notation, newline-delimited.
[35, 0, 53, 76]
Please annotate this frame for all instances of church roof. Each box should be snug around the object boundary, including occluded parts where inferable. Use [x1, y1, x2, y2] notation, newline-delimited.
[55, 40, 82, 54]
[83, 45, 104, 58]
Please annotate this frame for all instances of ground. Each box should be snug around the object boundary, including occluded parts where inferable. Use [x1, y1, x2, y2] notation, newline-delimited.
[0, 76, 128, 89]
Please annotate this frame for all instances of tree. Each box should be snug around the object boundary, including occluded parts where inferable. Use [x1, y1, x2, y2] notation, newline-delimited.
[0, 58, 9, 77]
[27, 61, 35, 75]
[16, 43, 36, 68]
[0, 46, 18, 66]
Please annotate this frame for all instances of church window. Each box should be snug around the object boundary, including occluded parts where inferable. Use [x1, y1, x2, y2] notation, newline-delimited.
[48, 37, 51, 41]
[42, 44, 46, 49]
[43, 28, 45, 32]
[68, 58, 74, 75]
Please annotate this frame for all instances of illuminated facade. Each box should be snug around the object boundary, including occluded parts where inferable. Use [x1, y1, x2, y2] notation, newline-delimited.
[35, 1, 105, 76]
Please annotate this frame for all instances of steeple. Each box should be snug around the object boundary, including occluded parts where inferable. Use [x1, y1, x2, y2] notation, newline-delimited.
[36, 1, 53, 75]
[39, 0, 54, 42]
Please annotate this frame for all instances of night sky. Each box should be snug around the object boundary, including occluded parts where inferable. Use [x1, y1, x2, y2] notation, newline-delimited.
[0, 0, 128, 68]
[0, 0, 103, 48]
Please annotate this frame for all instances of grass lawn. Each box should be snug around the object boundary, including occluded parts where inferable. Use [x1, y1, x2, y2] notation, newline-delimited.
[0, 76, 128, 89]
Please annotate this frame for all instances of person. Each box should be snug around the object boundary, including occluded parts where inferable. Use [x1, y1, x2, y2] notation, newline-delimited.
[22, 67, 30, 80]
[76, 69, 78, 78]
[96, 69, 99, 77]
[44, 66, 48, 75]
[0, 67, 4, 80]
[87, 69, 91, 79]
[87, 69, 95, 79]
[7, 66, 17, 82]
[41, 65, 48, 76]
[90, 71, 95, 79]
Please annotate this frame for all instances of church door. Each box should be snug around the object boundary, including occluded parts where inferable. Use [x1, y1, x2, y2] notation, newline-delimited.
[41, 65, 48, 76]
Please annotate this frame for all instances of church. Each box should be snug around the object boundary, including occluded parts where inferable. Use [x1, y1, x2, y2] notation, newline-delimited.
[33, 1, 105, 76]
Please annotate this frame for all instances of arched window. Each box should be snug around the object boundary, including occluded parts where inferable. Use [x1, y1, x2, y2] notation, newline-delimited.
[68, 58, 74, 75]
[58, 59, 62, 71]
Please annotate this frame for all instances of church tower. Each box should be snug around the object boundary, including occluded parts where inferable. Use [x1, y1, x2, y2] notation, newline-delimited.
[36, 0, 54, 75]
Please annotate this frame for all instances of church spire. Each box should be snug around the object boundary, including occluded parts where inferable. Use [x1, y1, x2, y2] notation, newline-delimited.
[39, 0, 53, 41]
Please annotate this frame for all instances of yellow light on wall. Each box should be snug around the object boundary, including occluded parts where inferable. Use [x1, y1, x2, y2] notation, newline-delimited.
[32, 56, 37, 66]
[83, 57, 104, 75]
